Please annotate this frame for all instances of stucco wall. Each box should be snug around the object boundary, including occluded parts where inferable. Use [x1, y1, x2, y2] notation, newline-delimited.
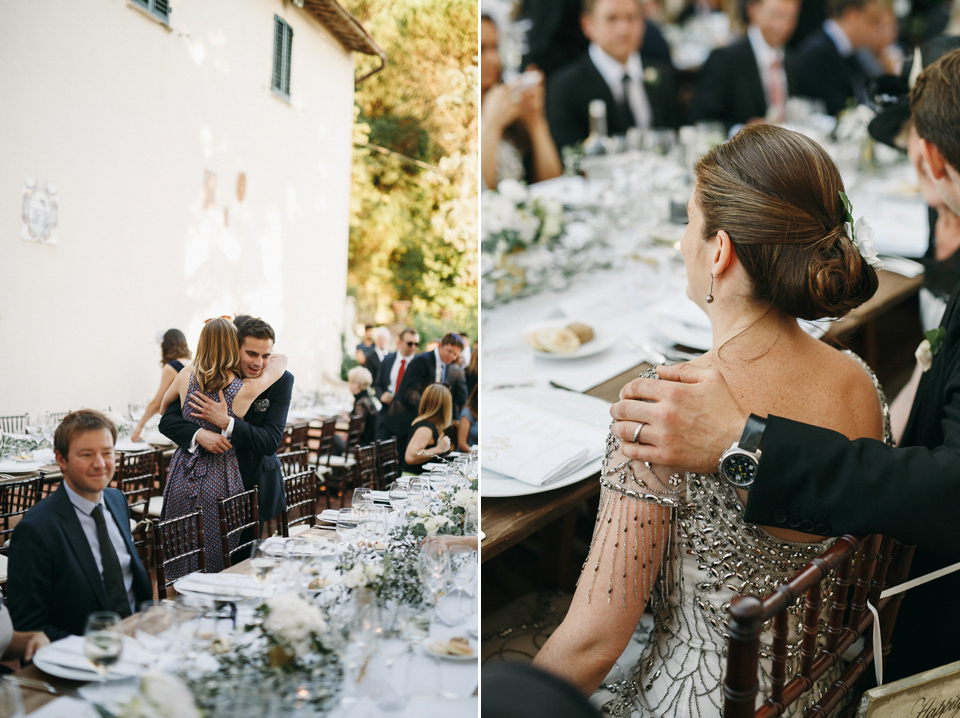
[0, 0, 356, 418]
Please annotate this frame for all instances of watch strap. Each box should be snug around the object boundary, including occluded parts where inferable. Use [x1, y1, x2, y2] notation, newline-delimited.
[739, 414, 766, 453]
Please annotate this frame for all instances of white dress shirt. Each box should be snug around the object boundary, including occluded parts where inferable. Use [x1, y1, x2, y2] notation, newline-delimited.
[433, 348, 449, 383]
[747, 26, 788, 115]
[63, 483, 137, 614]
[823, 18, 854, 57]
[588, 44, 653, 130]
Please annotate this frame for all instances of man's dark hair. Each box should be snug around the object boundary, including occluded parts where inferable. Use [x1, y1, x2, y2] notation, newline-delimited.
[440, 332, 465, 349]
[233, 314, 253, 331]
[399, 327, 418, 340]
[826, 0, 876, 19]
[911, 47, 960, 172]
[237, 317, 276, 345]
[54, 410, 117, 457]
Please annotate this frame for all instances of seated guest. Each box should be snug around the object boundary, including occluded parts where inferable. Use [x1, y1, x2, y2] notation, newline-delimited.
[690, 0, 800, 130]
[380, 332, 467, 457]
[0, 594, 49, 663]
[9, 410, 152, 641]
[403, 384, 454, 474]
[482, 14, 563, 189]
[546, 0, 678, 152]
[458, 386, 479, 452]
[333, 366, 378, 454]
[856, 1, 903, 77]
[794, 0, 887, 115]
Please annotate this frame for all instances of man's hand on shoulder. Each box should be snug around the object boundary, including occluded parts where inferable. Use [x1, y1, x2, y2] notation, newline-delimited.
[609, 363, 747, 474]
[188, 390, 230, 429]
[196, 429, 232, 454]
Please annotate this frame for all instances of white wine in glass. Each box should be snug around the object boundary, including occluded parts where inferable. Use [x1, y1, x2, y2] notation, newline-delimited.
[84, 611, 124, 681]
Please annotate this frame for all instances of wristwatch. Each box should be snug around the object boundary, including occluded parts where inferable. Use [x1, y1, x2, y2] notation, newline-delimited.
[718, 414, 766, 488]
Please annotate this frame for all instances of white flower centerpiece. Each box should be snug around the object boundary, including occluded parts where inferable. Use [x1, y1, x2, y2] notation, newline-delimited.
[481, 180, 610, 306]
[113, 673, 202, 718]
[180, 592, 342, 715]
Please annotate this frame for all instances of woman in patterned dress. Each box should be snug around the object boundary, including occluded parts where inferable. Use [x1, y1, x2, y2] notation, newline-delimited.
[159, 318, 287, 574]
[532, 125, 889, 716]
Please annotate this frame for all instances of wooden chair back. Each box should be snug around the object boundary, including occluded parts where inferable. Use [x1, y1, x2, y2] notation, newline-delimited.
[723, 534, 914, 718]
[342, 415, 365, 458]
[354, 444, 378, 491]
[113, 448, 160, 567]
[315, 418, 338, 467]
[0, 473, 44, 552]
[217, 488, 260, 568]
[376, 438, 400, 490]
[153, 511, 206, 598]
[279, 449, 316, 537]
[285, 422, 310, 452]
[0, 415, 28, 434]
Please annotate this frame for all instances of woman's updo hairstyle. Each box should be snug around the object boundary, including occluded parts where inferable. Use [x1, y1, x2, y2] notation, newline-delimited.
[694, 124, 878, 320]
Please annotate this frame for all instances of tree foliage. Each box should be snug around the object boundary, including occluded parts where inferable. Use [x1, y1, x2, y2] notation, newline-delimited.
[347, 0, 478, 332]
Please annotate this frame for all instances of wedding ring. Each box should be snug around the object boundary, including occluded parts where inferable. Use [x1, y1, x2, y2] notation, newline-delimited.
[632, 422, 646, 444]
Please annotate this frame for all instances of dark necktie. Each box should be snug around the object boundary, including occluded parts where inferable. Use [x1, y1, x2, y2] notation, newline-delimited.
[620, 73, 637, 128]
[92, 504, 131, 618]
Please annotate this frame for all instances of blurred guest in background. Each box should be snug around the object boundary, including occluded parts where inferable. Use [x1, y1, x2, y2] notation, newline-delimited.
[794, 0, 888, 114]
[690, 0, 800, 129]
[458, 386, 479, 452]
[355, 324, 374, 365]
[403, 383, 453, 474]
[373, 327, 420, 411]
[546, 0, 678, 152]
[131, 328, 192, 442]
[856, 1, 905, 76]
[334, 366, 378, 454]
[362, 326, 391, 383]
[482, 14, 563, 189]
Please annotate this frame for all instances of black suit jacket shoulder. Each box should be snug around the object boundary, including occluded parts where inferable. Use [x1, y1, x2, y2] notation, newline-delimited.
[8, 486, 151, 640]
[794, 27, 856, 115]
[546, 52, 678, 151]
[690, 37, 768, 130]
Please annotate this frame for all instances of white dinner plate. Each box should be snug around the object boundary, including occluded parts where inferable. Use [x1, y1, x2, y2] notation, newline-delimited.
[423, 640, 478, 662]
[33, 635, 144, 682]
[527, 322, 615, 360]
[480, 460, 600, 498]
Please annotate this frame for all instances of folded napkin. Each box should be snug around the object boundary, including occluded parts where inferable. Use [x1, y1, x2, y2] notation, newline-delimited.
[318, 509, 341, 523]
[369, 490, 391, 503]
[174, 571, 264, 598]
[38, 635, 150, 678]
[482, 394, 606, 486]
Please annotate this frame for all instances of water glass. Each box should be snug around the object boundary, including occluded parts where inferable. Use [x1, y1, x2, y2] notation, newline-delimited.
[84, 611, 124, 681]
[336, 507, 361, 544]
[352, 487, 373, 507]
[0, 678, 24, 718]
[418, 535, 450, 606]
[249, 540, 282, 599]
[387, 479, 409, 511]
[135, 600, 174, 660]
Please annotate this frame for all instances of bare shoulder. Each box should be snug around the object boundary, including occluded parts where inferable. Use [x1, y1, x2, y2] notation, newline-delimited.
[816, 344, 885, 440]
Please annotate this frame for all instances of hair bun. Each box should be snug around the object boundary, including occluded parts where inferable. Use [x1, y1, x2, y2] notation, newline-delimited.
[801, 226, 879, 320]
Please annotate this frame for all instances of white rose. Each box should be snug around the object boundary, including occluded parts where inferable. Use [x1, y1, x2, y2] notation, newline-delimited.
[139, 672, 201, 718]
[916, 339, 933, 372]
[853, 217, 883, 270]
[423, 515, 450, 533]
[365, 563, 384, 579]
[343, 564, 368, 589]
[497, 178, 527, 204]
[453, 488, 477, 509]
[560, 221, 593, 250]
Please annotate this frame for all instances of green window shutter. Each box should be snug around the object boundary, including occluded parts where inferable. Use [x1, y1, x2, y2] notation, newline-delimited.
[272, 16, 293, 98]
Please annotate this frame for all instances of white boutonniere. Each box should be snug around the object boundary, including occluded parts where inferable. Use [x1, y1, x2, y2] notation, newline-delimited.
[839, 191, 883, 270]
[916, 327, 946, 372]
[643, 66, 659, 86]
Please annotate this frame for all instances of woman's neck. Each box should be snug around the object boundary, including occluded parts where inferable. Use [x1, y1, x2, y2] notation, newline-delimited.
[705, 300, 799, 364]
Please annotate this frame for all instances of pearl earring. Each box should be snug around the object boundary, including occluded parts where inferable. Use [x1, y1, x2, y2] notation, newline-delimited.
[705, 275, 715, 303]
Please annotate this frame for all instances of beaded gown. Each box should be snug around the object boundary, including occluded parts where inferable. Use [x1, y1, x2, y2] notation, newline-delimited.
[590, 354, 891, 717]
[162, 374, 244, 576]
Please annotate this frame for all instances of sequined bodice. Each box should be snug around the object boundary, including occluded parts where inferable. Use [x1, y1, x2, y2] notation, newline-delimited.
[594, 353, 892, 717]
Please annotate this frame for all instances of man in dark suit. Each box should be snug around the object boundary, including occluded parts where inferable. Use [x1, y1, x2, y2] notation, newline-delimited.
[610, 47, 960, 682]
[546, 0, 678, 151]
[690, 0, 800, 130]
[160, 317, 292, 523]
[362, 326, 391, 385]
[8, 411, 152, 640]
[378, 333, 468, 452]
[793, 0, 885, 115]
[373, 327, 420, 410]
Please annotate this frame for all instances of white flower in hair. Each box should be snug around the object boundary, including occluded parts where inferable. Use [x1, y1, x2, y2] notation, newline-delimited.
[852, 217, 883, 270]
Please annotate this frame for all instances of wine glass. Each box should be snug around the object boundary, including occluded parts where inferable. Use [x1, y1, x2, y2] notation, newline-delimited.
[388, 479, 409, 512]
[352, 487, 372, 508]
[249, 540, 282, 601]
[0, 677, 24, 718]
[84, 611, 124, 681]
[135, 600, 174, 666]
[336, 507, 361, 544]
[418, 535, 450, 608]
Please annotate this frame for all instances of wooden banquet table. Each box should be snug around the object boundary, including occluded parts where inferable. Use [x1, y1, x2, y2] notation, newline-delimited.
[481, 268, 924, 575]
[13, 525, 479, 716]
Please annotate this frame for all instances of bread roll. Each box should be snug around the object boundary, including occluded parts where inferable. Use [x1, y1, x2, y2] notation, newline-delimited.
[530, 327, 581, 354]
[566, 322, 594, 343]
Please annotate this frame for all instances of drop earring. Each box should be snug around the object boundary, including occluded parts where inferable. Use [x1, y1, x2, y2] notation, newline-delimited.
[705, 275, 715, 303]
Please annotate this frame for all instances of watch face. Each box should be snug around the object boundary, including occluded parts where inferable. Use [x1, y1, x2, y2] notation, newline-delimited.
[721, 453, 757, 488]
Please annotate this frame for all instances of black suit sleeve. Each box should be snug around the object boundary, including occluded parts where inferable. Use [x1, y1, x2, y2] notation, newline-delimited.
[231, 372, 293, 457]
[158, 399, 200, 452]
[373, 357, 392, 399]
[8, 520, 69, 641]
[396, 359, 432, 416]
[546, 68, 589, 152]
[689, 48, 732, 126]
[745, 412, 960, 555]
